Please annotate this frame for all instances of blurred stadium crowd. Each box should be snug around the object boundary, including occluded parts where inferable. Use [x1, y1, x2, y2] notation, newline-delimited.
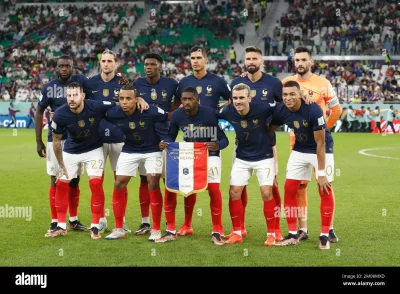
[0, 0, 399, 105]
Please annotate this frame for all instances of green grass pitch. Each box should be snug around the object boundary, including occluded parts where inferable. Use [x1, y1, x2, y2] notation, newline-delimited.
[0, 129, 399, 266]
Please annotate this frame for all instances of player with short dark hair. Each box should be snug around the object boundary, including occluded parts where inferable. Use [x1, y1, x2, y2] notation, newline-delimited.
[104, 84, 168, 241]
[174, 46, 231, 236]
[158, 86, 229, 245]
[48, 82, 116, 240]
[271, 81, 334, 249]
[35, 56, 90, 236]
[217, 83, 277, 246]
[132, 53, 178, 236]
[282, 46, 341, 243]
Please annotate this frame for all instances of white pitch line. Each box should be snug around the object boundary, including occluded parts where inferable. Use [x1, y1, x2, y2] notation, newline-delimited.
[358, 147, 400, 160]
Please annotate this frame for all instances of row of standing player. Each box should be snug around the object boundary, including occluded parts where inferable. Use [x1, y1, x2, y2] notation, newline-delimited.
[36, 45, 340, 248]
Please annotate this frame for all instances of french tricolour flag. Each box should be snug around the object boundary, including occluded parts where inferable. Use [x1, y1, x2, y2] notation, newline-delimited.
[165, 142, 208, 197]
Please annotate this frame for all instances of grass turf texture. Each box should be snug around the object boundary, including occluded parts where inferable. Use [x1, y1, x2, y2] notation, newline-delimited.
[0, 129, 399, 266]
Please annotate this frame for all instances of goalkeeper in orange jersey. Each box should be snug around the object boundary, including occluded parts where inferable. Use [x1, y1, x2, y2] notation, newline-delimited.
[282, 46, 342, 243]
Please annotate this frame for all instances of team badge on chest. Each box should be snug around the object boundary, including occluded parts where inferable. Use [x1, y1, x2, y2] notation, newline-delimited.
[103, 89, 109, 97]
[206, 85, 212, 96]
[78, 120, 85, 128]
[151, 89, 157, 100]
[162, 90, 167, 100]
[241, 120, 248, 128]
[129, 122, 136, 129]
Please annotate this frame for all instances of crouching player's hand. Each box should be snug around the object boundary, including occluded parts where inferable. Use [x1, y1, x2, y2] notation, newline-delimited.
[159, 141, 169, 151]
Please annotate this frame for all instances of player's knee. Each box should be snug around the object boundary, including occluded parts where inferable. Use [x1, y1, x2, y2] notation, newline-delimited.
[229, 187, 241, 200]
[114, 182, 126, 190]
[140, 175, 148, 184]
[261, 190, 272, 201]
[147, 179, 160, 190]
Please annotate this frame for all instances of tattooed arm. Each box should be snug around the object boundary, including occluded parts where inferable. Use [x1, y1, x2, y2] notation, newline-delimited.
[53, 132, 69, 180]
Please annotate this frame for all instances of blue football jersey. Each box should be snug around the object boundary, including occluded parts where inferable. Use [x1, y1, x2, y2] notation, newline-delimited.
[176, 72, 231, 110]
[271, 101, 334, 154]
[105, 105, 168, 154]
[83, 74, 125, 143]
[217, 103, 275, 161]
[52, 100, 116, 154]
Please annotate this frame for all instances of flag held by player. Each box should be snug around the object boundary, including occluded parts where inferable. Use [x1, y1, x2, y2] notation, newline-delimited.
[165, 142, 208, 197]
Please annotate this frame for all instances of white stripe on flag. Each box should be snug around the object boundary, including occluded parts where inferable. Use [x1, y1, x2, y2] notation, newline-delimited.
[178, 142, 194, 195]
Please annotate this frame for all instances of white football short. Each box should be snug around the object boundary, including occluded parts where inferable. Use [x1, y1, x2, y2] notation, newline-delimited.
[61, 147, 104, 179]
[286, 150, 334, 182]
[47, 140, 84, 177]
[116, 151, 163, 177]
[208, 155, 222, 183]
[102, 142, 124, 172]
[230, 158, 275, 186]
[138, 158, 165, 178]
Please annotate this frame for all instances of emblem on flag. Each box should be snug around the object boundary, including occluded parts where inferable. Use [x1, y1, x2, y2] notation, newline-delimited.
[103, 89, 109, 97]
[78, 120, 85, 127]
[165, 142, 208, 197]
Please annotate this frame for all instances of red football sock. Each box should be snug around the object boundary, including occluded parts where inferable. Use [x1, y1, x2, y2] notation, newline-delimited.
[184, 193, 196, 227]
[112, 188, 126, 229]
[149, 188, 163, 230]
[208, 183, 223, 233]
[229, 199, 243, 232]
[49, 185, 57, 220]
[55, 181, 70, 224]
[284, 179, 301, 232]
[319, 188, 334, 234]
[164, 188, 177, 232]
[241, 186, 248, 230]
[272, 185, 281, 232]
[139, 182, 150, 219]
[263, 198, 276, 233]
[68, 187, 80, 218]
[89, 178, 104, 225]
